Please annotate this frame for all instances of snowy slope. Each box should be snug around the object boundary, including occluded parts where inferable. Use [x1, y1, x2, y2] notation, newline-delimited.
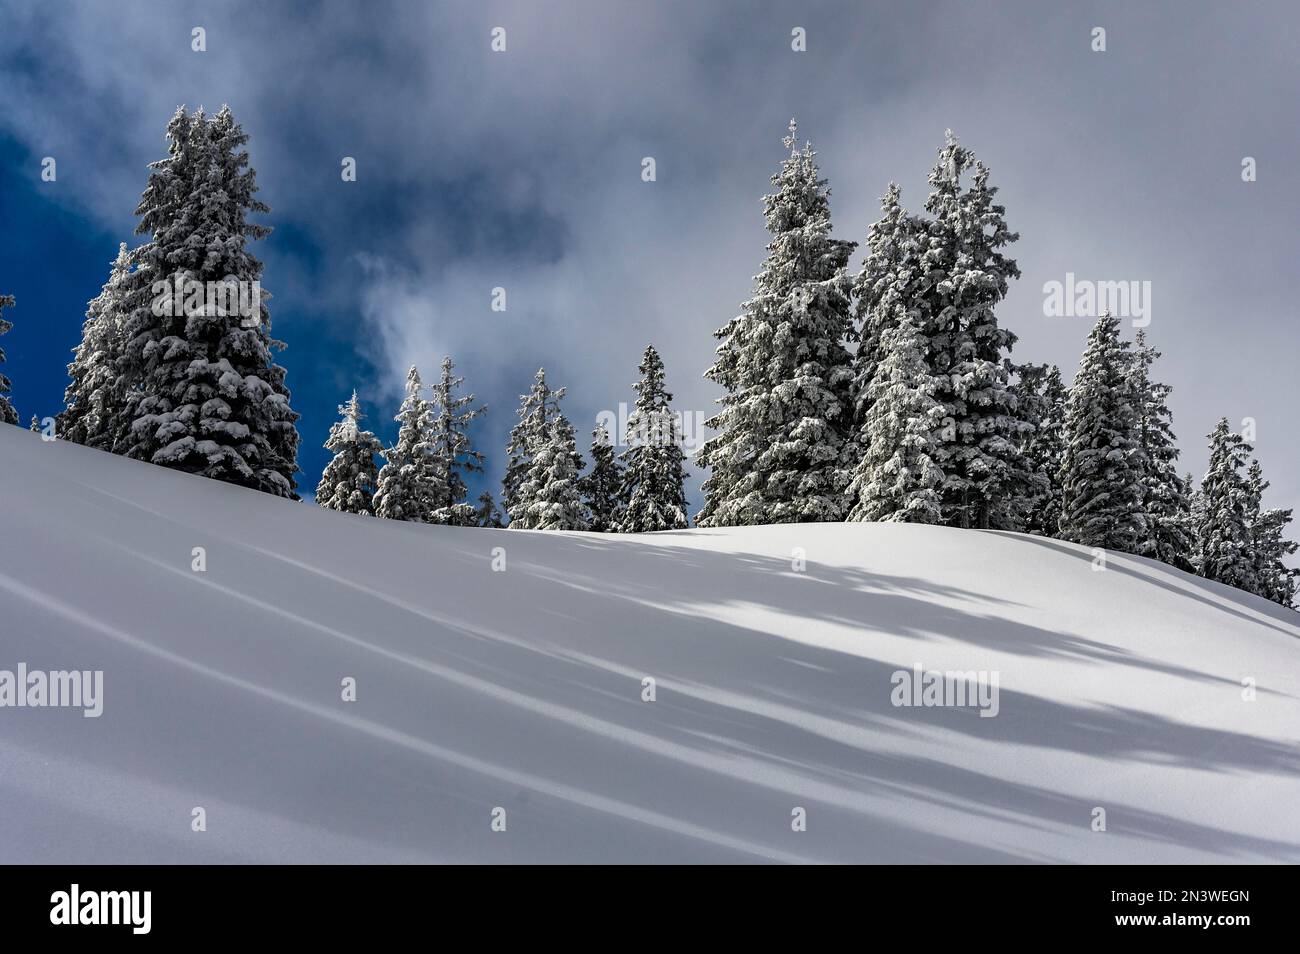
[1, 424, 1298, 864]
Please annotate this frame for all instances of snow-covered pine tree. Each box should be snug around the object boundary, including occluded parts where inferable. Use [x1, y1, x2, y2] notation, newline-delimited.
[316, 390, 384, 515]
[918, 132, 1030, 530]
[1251, 513, 1299, 609]
[0, 292, 18, 425]
[1244, 459, 1298, 607]
[846, 316, 945, 523]
[851, 182, 928, 428]
[1057, 312, 1146, 551]
[116, 105, 300, 496]
[426, 355, 486, 526]
[474, 491, 504, 529]
[616, 344, 689, 532]
[58, 243, 132, 449]
[1243, 459, 1267, 595]
[1127, 331, 1194, 570]
[29, 415, 40, 432]
[515, 413, 589, 531]
[373, 365, 444, 522]
[1187, 470, 1207, 573]
[1195, 418, 1254, 590]
[695, 120, 857, 526]
[580, 422, 622, 532]
[503, 368, 566, 524]
[1252, 510, 1299, 608]
[1011, 362, 1066, 537]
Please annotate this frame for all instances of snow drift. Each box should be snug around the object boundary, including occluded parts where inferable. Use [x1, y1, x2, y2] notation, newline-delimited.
[1, 424, 1298, 863]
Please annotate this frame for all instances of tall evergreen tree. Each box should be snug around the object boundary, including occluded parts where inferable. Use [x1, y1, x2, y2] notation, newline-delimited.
[1251, 513, 1298, 609]
[0, 293, 16, 425]
[515, 413, 589, 531]
[1012, 362, 1066, 537]
[848, 183, 947, 523]
[1243, 459, 1298, 606]
[426, 355, 486, 526]
[116, 105, 299, 496]
[1127, 331, 1194, 569]
[918, 132, 1030, 529]
[1196, 418, 1254, 590]
[373, 365, 444, 522]
[617, 344, 689, 532]
[316, 390, 384, 515]
[503, 368, 566, 523]
[851, 183, 928, 424]
[1058, 313, 1146, 550]
[696, 120, 857, 526]
[59, 243, 132, 448]
[474, 490, 505, 529]
[846, 316, 945, 523]
[1187, 471, 1207, 572]
[581, 422, 623, 532]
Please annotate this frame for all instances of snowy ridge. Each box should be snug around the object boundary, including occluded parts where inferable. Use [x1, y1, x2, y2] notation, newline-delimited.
[1, 424, 1298, 863]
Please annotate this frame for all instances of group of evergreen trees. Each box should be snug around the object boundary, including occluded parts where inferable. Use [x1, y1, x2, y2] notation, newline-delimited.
[34, 106, 691, 536]
[1044, 316, 1295, 605]
[45, 105, 301, 496]
[699, 123, 1032, 530]
[694, 121, 1296, 607]
[11, 108, 1295, 608]
[505, 344, 689, 532]
[320, 359, 487, 526]
[318, 343, 690, 533]
[1195, 420, 1298, 605]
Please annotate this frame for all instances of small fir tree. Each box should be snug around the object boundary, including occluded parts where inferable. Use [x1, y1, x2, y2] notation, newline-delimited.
[316, 390, 384, 515]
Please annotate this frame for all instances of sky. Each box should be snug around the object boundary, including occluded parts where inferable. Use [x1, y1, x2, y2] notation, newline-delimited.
[1, 0, 1296, 519]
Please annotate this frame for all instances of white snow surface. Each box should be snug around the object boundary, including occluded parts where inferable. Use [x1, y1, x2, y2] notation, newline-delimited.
[1, 424, 1298, 863]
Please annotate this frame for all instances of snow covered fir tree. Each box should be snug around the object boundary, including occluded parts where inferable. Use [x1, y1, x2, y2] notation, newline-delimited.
[515, 412, 589, 531]
[116, 106, 300, 497]
[848, 180, 940, 524]
[1057, 312, 1146, 552]
[425, 356, 486, 526]
[616, 344, 689, 532]
[316, 391, 384, 516]
[1127, 331, 1195, 570]
[1196, 418, 1259, 592]
[373, 365, 442, 523]
[45, 106, 301, 496]
[846, 316, 945, 524]
[57, 243, 132, 449]
[695, 120, 857, 527]
[580, 422, 622, 532]
[1245, 476, 1299, 606]
[912, 133, 1031, 530]
[843, 136, 1034, 532]
[1012, 362, 1067, 538]
[503, 367, 571, 527]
